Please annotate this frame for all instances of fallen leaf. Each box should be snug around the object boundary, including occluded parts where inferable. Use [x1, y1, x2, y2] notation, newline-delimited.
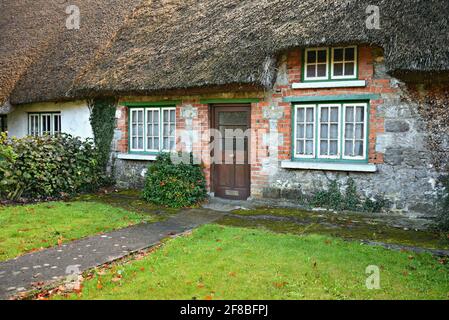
[97, 279, 103, 290]
[204, 295, 213, 300]
[273, 282, 288, 288]
[197, 283, 205, 289]
[408, 255, 415, 260]
[228, 272, 236, 277]
[216, 247, 222, 252]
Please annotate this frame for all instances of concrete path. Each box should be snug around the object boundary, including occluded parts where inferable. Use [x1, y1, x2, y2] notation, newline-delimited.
[0, 209, 223, 300]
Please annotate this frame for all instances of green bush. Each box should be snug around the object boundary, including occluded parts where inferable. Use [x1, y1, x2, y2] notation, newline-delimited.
[309, 178, 388, 213]
[0, 133, 103, 201]
[143, 153, 207, 208]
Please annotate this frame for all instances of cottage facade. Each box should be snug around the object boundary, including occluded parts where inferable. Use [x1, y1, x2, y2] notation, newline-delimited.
[1, 0, 448, 217]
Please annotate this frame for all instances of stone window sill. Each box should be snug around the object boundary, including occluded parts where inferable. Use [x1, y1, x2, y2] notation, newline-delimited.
[292, 80, 366, 89]
[281, 161, 377, 173]
[117, 153, 157, 161]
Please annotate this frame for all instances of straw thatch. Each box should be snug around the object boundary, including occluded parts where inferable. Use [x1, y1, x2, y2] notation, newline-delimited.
[3, 0, 448, 104]
[70, 0, 449, 98]
[1, 0, 143, 106]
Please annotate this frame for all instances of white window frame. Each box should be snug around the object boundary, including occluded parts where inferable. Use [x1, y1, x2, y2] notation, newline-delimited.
[145, 108, 161, 153]
[130, 108, 145, 152]
[304, 47, 329, 81]
[294, 104, 316, 159]
[28, 112, 61, 136]
[331, 46, 358, 80]
[342, 103, 368, 160]
[161, 107, 176, 152]
[130, 107, 176, 153]
[317, 104, 341, 160]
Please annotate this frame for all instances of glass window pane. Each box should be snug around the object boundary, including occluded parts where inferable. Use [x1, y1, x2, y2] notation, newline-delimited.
[333, 48, 344, 61]
[307, 51, 316, 64]
[330, 124, 338, 139]
[356, 107, 364, 122]
[307, 65, 316, 78]
[306, 108, 314, 122]
[345, 47, 355, 61]
[305, 140, 314, 155]
[330, 108, 338, 122]
[297, 108, 305, 122]
[320, 141, 328, 155]
[170, 110, 175, 122]
[334, 63, 343, 76]
[355, 141, 364, 156]
[306, 124, 314, 139]
[154, 138, 159, 149]
[297, 124, 304, 139]
[355, 124, 364, 139]
[345, 141, 353, 156]
[317, 50, 327, 63]
[345, 62, 355, 76]
[317, 64, 327, 77]
[345, 107, 354, 122]
[320, 124, 328, 138]
[321, 108, 328, 122]
[297, 140, 304, 154]
[329, 141, 338, 155]
[345, 124, 354, 138]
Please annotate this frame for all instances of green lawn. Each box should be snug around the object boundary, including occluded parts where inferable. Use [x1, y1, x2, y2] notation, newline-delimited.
[0, 201, 154, 261]
[54, 225, 449, 300]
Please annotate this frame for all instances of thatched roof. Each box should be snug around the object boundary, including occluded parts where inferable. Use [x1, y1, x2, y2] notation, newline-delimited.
[2, 0, 143, 105]
[70, 0, 449, 98]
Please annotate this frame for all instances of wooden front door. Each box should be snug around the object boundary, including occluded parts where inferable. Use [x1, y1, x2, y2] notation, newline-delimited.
[213, 106, 251, 200]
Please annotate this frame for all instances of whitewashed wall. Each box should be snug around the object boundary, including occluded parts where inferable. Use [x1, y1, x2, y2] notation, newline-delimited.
[7, 100, 94, 140]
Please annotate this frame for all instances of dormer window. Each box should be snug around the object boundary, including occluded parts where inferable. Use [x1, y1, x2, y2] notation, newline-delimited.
[303, 46, 358, 81]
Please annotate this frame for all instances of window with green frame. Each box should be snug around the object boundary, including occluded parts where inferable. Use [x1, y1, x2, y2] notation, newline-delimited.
[129, 106, 176, 153]
[303, 46, 358, 81]
[293, 102, 369, 162]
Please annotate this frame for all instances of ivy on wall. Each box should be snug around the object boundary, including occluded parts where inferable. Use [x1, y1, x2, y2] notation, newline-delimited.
[89, 98, 117, 171]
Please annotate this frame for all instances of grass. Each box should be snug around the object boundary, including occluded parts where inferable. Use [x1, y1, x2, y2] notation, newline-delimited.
[53, 225, 449, 300]
[0, 201, 155, 261]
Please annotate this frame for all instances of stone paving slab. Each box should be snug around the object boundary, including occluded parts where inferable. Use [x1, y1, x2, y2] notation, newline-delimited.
[0, 209, 223, 300]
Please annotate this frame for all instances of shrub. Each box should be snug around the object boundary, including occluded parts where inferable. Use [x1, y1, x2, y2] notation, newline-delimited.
[308, 178, 387, 213]
[0, 133, 103, 201]
[143, 153, 207, 208]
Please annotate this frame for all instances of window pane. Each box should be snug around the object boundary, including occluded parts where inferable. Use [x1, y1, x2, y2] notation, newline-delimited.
[345, 124, 354, 138]
[305, 140, 314, 155]
[170, 110, 175, 122]
[307, 51, 316, 63]
[330, 108, 338, 122]
[329, 141, 338, 155]
[356, 107, 364, 122]
[344, 62, 355, 76]
[334, 63, 343, 76]
[345, 47, 355, 61]
[306, 124, 314, 139]
[330, 124, 338, 139]
[320, 124, 328, 139]
[306, 108, 314, 122]
[297, 124, 304, 139]
[297, 140, 304, 154]
[317, 64, 327, 77]
[333, 48, 344, 61]
[321, 108, 328, 122]
[297, 108, 305, 122]
[317, 50, 327, 63]
[320, 141, 328, 155]
[345, 107, 354, 122]
[345, 141, 353, 156]
[307, 65, 316, 78]
[355, 141, 364, 156]
[355, 124, 364, 139]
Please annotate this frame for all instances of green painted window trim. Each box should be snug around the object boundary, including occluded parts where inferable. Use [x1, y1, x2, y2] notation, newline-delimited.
[127, 105, 176, 155]
[301, 46, 360, 83]
[121, 101, 181, 107]
[283, 94, 380, 103]
[199, 98, 261, 104]
[290, 100, 371, 164]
